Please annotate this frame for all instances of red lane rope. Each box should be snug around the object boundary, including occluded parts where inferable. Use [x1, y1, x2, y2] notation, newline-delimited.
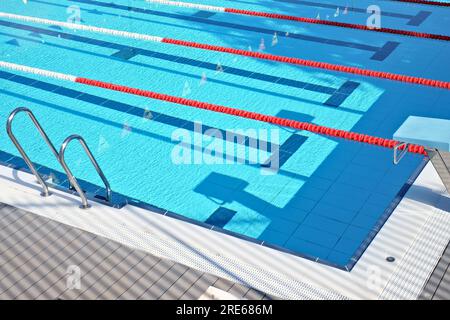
[392, 0, 450, 6]
[224, 8, 450, 41]
[161, 38, 450, 90]
[75, 77, 427, 155]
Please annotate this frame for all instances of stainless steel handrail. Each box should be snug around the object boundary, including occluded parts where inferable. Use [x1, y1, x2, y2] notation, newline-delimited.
[6, 107, 60, 197]
[393, 142, 409, 165]
[59, 134, 112, 209]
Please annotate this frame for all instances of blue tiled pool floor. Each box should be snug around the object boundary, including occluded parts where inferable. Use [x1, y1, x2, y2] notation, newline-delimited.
[0, 0, 449, 270]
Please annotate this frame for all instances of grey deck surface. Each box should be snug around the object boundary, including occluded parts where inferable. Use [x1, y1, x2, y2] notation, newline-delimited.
[420, 241, 450, 300]
[0, 203, 274, 300]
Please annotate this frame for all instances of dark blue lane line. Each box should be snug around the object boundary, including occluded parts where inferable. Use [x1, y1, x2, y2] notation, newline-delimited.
[370, 41, 400, 61]
[111, 47, 139, 60]
[407, 11, 432, 26]
[66, 0, 389, 56]
[261, 134, 308, 168]
[324, 81, 360, 107]
[192, 11, 217, 19]
[276, 0, 431, 25]
[204, 207, 237, 228]
[0, 32, 363, 123]
[0, 70, 278, 151]
[0, 20, 361, 108]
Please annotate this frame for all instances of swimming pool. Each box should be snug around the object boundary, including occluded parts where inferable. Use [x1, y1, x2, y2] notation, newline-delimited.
[0, 0, 449, 270]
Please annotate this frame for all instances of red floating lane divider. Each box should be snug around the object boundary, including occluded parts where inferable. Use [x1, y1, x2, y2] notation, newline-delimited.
[0, 60, 427, 155]
[1, 12, 449, 90]
[162, 38, 450, 90]
[392, 0, 450, 6]
[74, 77, 427, 156]
[145, 0, 450, 41]
[225, 8, 450, 41]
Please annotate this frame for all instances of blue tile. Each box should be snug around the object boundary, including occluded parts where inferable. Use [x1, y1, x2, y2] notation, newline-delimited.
[194, 181, 235, 204]
[286, 196, 317, 213]
[303, 214, 348, 236]
[334, 238, 361, 255]
[327, 183, 370, 203]
[351, 214, 380, 230]
[327, 251, 353, 267]
[342, 226, 370, 243]
[358, 202, 385, 218]
[285, 238, 331, 260]
[321, 192, 366, 212]
[271, 206, 309, 223]
[313, 164, 344, 181]
[367, 193, 392, 206]
[292, 225, 340, 248]
[298, 184, 327, 202]
[205, 207, 236, 228]
[259, 229, 291, 246]
[304, 177, 333, 191]
[266, 216, 299, 234]
[311, 203, 358, 224]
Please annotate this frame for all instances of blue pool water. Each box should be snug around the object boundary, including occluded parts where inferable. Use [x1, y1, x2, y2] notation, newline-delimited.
[0, 0, 449, 269]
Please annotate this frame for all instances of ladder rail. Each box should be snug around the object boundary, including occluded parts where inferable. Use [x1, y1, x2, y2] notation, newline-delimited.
[6, 107, 60, 197]
[59, 134, 112, 209]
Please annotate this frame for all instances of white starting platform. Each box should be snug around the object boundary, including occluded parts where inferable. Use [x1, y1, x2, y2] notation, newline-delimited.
[394, 116, 450, 194]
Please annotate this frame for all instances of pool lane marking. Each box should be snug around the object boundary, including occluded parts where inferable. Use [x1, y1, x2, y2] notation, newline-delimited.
[52, 0, 397, 61]
[0, 19, 361, 109]
[1, 12, 449, 90]
[0, 61, 427, 155]
[0, 12, 164, 43]
[391, 0, 450, 6]
[144, 0, 449, 41]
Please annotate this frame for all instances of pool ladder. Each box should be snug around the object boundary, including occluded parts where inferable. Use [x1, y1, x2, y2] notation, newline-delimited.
[6, 107, 112, 209]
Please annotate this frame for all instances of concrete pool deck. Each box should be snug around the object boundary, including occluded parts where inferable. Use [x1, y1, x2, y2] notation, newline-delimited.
[0, 202, 275, 300]
[0, 159, 449, 300]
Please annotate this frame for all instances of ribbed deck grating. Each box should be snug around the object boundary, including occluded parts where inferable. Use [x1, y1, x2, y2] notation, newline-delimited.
[380, 197, 450, 299]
